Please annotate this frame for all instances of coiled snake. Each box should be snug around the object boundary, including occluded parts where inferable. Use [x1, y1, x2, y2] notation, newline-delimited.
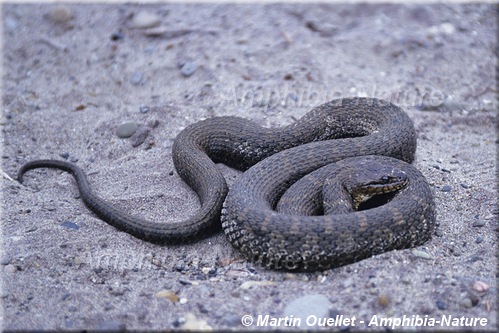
[18, 97, 435, 271]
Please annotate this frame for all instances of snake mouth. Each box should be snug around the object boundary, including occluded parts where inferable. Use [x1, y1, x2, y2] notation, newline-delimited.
[352, 177, 408, 211]
[356, 191, 399, 211]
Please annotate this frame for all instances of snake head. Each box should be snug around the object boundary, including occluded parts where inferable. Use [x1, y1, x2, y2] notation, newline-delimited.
[346, 167, 408, 211]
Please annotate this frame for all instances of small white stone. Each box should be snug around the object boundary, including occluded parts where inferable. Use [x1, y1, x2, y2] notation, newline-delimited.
[4, 264, 17, 273]
[131, 11, 161, 29]
[440, 22, 456, 34]
[473, 281, 489, 292]
[428, 22, 455, 36]
[412, 249, 433, 260]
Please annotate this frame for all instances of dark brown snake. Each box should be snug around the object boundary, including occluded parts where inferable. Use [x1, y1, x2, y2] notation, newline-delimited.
[18, 97, 436, 271]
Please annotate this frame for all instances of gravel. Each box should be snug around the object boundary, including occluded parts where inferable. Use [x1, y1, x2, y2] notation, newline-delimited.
[1, 3, 496, 331]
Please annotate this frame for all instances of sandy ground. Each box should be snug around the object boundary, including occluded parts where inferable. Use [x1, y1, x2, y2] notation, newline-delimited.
[1, 2, 497, 332]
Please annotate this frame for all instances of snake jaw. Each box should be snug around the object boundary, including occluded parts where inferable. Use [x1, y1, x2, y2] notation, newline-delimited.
[350, 175, 409, 211]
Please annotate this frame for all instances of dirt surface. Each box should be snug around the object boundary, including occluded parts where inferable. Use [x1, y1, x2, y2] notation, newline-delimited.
[1, 2, 497, 332]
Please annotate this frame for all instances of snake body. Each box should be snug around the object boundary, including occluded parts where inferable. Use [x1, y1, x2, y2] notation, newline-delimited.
[18, 97, 435, 270]
[222, 155, 435, 271]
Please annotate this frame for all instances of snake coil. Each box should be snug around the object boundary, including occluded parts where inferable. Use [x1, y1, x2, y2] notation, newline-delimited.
[18, 97, 435, 271]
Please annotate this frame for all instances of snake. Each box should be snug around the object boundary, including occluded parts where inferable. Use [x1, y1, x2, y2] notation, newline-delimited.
[17, 97, 436, 271]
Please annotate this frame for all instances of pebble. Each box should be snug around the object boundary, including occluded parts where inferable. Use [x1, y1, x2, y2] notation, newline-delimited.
[283, 294, 331, 328]
[427, 22, 456, 36]
[412, 249, 433, 260]
[131, 11, 161, 29]
[378, 295, 390, 308]
[48, 5, 73, 24]
[172, 317, 185, 328]
[4, 264, 17, 273]
[305, 21, 338, 37]
[130, 71, 144, 85]
[155, 290, 179, 303]
[459, 297, 473, 308]
[201, 266, 215, 275]
[472, 220, 486, 227]
[440, 22, 456, 34]
[475, 236, 484, 244]
[179, 279, 198, 286]
[139, 106, 150, 113]
[180, 61, 198, 77]
[224, 269, 250, 278]
[459, 292, 479, 308]
[59, 152, 70, 159]
[60, 221, 80, 230]
[441, 185, 452, 192]
[179, 313, 213, 331]
[174, 261, 186, 272]
[436, 300, 448, 310]
[472, 281, 489, 292]
[284, 273, 299, 280]
[116, 122, 138, 138]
